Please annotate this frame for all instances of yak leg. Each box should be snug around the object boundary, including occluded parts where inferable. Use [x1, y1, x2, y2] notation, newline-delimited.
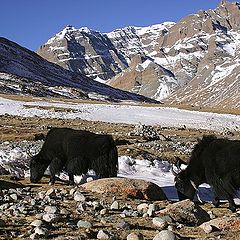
[49, 157, 62, 185]
[212, 196, 220, 208]
[49, 174, 56, 185]
[49, 165, 57, 185]
[68, 174, 74, 185]
[228, 197, 236, 212]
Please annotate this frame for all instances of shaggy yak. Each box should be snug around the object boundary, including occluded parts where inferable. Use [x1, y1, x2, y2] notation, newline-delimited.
[173, 135, 240, 212]
[30, 127, 118, 185]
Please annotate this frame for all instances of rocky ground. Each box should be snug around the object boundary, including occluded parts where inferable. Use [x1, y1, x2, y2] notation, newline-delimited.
[1, 115, 240, 239]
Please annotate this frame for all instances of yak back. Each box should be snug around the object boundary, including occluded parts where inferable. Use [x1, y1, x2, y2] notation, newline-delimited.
[39, 127, 116, 163]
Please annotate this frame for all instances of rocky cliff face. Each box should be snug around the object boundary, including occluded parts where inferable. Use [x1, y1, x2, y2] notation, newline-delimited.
[37, 26, 128, 80]
[0, 37, 156, 103]
[37, 1, 240, 109]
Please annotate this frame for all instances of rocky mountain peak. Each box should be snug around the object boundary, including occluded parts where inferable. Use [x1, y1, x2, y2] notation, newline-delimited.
[36, 1, 240, 109]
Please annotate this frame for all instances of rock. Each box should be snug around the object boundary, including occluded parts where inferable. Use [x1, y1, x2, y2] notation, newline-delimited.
[127, 232, 144, 240]
[74, 191, 86, 202]
[147, 203, 157, 216]
[44, 206, 58, 214]
[81, 178, 167, 201]
[34, 227, 47, 236]
[42, 213, 59, 223]
[152, 217, 168, 229]
[30, 220, 43, 227]
[110, 201, 120, 210]
[77, 220, 92, 229]
[100, 208, 108, 215]
[153, 230, 176, 240]
[159, 199, 210, 226]
[199, 216, 240, 232]
[46, 188, 55, 197]
[137, 203, 148, 213]
[117, 220, 131, 230]
[10, 193, 18, 201]
[97, 230, 112, 239]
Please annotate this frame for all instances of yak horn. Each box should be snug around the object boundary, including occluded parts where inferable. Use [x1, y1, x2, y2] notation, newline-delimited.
[171, 165, 179, 176]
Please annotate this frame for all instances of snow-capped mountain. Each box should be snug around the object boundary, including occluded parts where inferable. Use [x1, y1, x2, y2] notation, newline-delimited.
[37, 1, 240, 109]
[37, 25, 128, 80]
[0, 37, 157, 103]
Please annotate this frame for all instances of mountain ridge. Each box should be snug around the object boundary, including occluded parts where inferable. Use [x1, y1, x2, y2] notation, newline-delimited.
[0, 37, 157, 103]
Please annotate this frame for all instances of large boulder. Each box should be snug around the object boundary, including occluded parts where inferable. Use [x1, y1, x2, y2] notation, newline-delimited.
[200, 216, 240, 233]
[81, 177, 167, 201]
[159, 199, 210, 226]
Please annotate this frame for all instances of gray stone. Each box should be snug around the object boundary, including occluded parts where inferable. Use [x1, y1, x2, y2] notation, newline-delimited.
[10, 193, 18, 201]
[110, 200, 119, 210]
[137, 203, 148, 213]
[31, 220, 43, 227]
[77, 220, 92, 229]
[42, 213, 59, 223]
[74, 191, 86, 202]
[160, 199, 210, 226]
[97, 230, 112, 239]
[153, 230, 176, 240]
[147, 203, 157, 217]
[44, 206, 58, 214]
[152, 217, 168, 229]
[100, 208, 108, 215]
[34, 227, 47, 236]
[127, 232, 144, 240]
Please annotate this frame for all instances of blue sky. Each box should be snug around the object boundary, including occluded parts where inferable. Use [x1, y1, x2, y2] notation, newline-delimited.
[1, 0, 236, 51]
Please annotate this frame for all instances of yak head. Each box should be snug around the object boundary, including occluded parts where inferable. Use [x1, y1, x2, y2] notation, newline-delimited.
[30, 155, 49, 183]
[172, 159, 197, 201]
[174, 170, 196, 200]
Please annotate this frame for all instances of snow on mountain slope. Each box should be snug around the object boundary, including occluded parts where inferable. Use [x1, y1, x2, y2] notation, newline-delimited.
[37, 25, 128, 80]
[37, 1, 240, 109]
[0, 37, 157, 103]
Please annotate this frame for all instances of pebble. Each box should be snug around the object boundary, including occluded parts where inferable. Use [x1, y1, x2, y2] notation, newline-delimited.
[127, 232, 144, 240]
[137, 203, 148, 213]
[77, 220, 92, 228]
[147, 203, 157, 217]
[100, 208, 108, 215]
[30, 220, 43, 227]
[117, 220, 131, 230]
[10, 193, 18, 201]
[153, 230, 176, 240]
[46, 188, 55, 197]
[152, 217, 168, 229]
[74, 191, 86, 202]
[34, 226, 47, 235]
[97, 230, 112, 239]
[44, 206, 58, 214]
[42, 213, 58, 223]
[110, 200, 119, 210]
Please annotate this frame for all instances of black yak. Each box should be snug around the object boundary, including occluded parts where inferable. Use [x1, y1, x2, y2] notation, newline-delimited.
[173, 135, 240, 212]
[30, 127, 118, 185]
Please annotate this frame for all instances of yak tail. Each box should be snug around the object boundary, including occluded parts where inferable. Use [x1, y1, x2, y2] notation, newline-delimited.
[108, 143, 119, 177]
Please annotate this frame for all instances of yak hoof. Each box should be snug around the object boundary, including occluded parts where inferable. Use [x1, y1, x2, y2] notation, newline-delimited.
[68, 181, 75, 186]
[212, 200, 220, 208]
[229, 205, 236, 212]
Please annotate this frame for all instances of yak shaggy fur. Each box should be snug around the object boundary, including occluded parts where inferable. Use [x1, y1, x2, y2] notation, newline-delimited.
[30, 127, 118, 184]
[175, 135, 240, 212]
